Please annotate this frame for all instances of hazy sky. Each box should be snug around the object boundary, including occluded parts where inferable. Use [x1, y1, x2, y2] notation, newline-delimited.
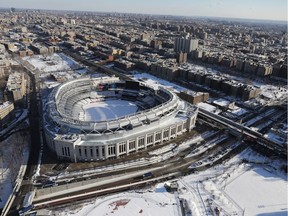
[1, 0, 287, 21]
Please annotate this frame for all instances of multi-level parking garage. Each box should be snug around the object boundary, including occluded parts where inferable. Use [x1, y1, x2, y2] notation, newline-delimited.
[44, 76, 198, 162]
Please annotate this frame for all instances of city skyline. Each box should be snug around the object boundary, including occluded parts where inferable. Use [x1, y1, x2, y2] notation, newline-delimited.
[1, 0, 287, 21]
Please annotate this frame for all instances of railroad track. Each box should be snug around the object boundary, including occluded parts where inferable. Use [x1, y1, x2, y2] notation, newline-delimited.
[33, 172, 179, 210]
[32, 135, 240, 210]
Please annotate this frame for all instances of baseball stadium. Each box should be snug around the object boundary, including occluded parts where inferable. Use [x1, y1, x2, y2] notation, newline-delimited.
[44, 76, 198, 162]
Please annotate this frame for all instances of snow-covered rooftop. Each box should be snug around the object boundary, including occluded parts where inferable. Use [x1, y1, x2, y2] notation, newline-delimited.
[23, 53, 81, 73]
[132, 72, 187, 93]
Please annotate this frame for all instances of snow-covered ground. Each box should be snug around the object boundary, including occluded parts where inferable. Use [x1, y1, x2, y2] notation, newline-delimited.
[52, 147, 287, 216]
[83, 100, 138, 121]
[0, 132, 30, 209]
[54, 183, 178, 216]
[82, 185, 175, 216]
[226, 167, 287, 216]
[181, 148, 287, 216]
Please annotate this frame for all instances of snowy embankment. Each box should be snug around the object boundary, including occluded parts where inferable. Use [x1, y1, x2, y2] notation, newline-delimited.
[182, 147, 287, 216]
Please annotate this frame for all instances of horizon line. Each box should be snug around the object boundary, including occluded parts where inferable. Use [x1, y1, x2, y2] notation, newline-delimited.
[0, 6, 287, 23]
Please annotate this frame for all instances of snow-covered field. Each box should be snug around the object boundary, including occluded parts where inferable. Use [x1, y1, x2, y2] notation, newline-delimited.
[226, 167, 287, 216]
[75, 185, 177, 216]
[83, 100, 138, 121]
[54, 183, 178, 216]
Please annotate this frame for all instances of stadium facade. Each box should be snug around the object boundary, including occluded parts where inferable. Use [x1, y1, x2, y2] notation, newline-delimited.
[44, 76, 198, 162]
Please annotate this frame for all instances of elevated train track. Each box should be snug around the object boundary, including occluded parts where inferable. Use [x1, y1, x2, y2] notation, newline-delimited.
[198, 108, 286, 158]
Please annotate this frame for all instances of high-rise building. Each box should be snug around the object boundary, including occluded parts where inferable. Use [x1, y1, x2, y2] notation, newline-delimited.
[174, 36, 198, 53]
[177, 52, 187, 64]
